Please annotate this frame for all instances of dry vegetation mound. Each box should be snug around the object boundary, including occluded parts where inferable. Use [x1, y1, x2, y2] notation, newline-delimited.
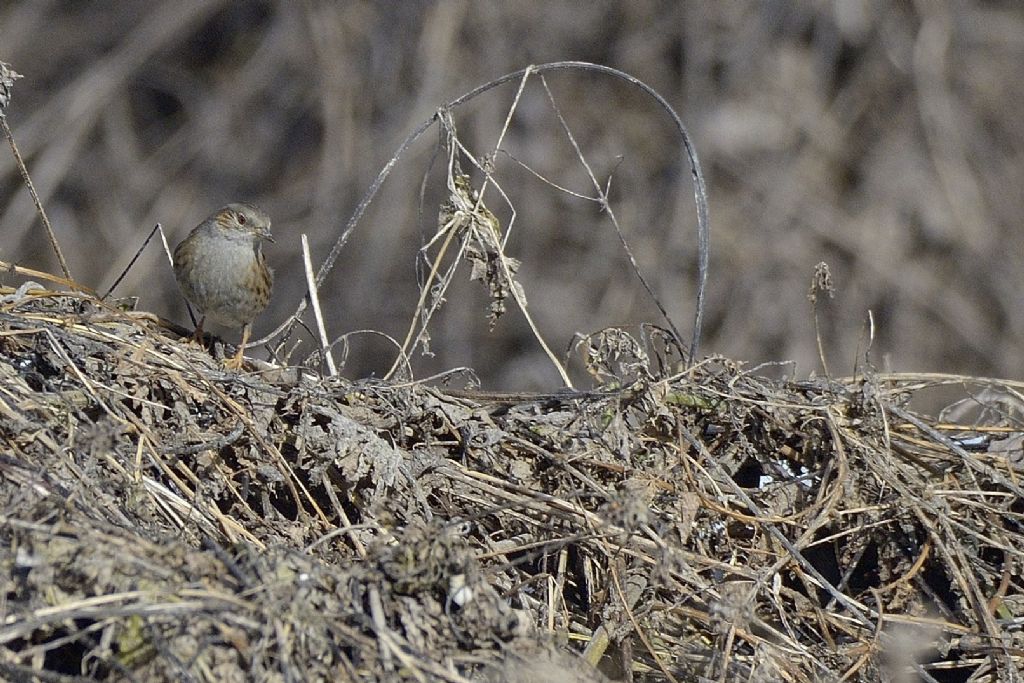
[1, 288, 1023, 682]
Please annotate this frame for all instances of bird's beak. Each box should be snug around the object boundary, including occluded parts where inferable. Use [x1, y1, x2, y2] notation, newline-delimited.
[261, 227, 275, 242]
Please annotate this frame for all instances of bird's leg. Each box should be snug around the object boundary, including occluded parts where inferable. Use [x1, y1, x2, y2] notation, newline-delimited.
[192, 316, 207, 346]
[224, 323, 251, 370]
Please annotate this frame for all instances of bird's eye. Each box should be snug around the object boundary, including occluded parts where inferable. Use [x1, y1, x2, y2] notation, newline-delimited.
[237, 212, 247, 225]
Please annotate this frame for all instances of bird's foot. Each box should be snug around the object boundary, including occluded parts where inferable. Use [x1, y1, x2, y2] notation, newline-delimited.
[223, 349, 246, 371]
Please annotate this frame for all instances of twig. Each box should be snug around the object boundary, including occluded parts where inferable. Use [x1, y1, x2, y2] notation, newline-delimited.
[808, 261, 835, 378]
[301, 233, 337, 376]
[538, 74, 687, 356]
[156, 224, 199, 327]
[0, 260, 95, 296]
[1, 114, 71, 280]
[385, 91, 575, 387]
[0, 63, 70, 279]
[385, 203, 464, 381]
[278, 61, 711, 366]
[101, 223, 162, 300]
[477, 71, 574, 387]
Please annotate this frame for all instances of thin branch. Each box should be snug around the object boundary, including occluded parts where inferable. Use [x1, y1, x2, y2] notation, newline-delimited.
[538, 74, 687, 354]
[0, 115, 71, 279]
[301, 233, 337, 377]
[101, 223, 162, 300]
[279, 61, 711, 366]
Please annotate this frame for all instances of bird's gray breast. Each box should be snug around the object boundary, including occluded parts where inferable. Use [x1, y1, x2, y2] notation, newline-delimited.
[181, 237, 263, 328]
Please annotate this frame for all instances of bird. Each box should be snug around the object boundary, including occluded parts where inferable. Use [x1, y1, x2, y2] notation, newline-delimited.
[173, 202, 274, 370]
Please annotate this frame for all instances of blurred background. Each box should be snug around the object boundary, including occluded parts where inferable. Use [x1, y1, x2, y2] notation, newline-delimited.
[1, 1, 1022, 389]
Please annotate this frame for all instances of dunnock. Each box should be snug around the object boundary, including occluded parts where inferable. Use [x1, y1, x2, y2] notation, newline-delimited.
[173, 203, 274, 369]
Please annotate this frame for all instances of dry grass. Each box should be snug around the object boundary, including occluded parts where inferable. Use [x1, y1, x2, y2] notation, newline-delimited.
[1, 289, 1024, 681]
